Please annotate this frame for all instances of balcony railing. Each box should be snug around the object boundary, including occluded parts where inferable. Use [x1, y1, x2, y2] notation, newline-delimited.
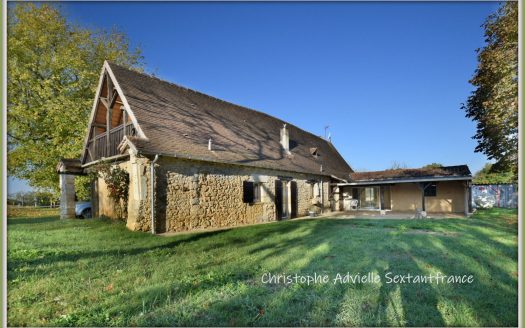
[85, 123, 134, 163]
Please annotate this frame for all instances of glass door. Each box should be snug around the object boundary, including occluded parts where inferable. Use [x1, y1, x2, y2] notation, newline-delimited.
[360, 187, 380, 209]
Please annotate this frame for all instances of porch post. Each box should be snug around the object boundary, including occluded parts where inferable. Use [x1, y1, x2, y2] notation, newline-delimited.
[464, 181, 470, 216]
[418, 183, 426, 211]
[379, 186, 383, 211]
[59, 173, 76, 219]
[106, 103, 112, 155]
[56, 159, 84, 219]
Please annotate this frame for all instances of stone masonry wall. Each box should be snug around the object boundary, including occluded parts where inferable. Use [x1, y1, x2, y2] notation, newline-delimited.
[96, 161, 129, 219]
[126, 153, 152, 232]
[153, 157, 332, 233]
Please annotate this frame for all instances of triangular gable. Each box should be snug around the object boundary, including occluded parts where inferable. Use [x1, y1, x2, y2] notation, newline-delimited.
[81, 61, 146, 164]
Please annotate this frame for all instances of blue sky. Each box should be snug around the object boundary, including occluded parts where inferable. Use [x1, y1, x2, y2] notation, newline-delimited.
[8, 1, 499, 193]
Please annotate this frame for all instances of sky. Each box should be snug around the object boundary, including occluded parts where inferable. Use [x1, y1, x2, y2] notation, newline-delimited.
[8, 1, 500, 193]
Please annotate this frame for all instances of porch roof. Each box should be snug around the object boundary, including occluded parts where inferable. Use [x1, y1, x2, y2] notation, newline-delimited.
[338, 165, 472, 186]
[56, 158, 84, 175]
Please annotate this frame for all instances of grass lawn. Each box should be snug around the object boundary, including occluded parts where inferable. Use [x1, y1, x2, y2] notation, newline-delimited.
[7, 208, 518, 326]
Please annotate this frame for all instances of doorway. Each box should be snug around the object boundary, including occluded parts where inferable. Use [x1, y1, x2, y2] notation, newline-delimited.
[275, 179, 298, 220]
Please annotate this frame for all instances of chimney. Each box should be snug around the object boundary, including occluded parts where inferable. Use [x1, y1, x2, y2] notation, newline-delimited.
[280, 124, 289, 151]
[208, 138, 212, 151]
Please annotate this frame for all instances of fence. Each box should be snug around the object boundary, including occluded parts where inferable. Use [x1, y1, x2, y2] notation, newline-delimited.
[471, 184, 518, 209]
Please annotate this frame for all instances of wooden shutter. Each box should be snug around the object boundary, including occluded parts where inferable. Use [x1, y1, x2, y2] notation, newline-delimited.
[291, 181, 298, 218]
[243, 181, 254, 203]
[275, 180, 283, 220]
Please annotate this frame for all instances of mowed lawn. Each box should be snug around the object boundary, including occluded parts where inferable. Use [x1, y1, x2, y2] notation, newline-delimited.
[8, 208, 518, 326]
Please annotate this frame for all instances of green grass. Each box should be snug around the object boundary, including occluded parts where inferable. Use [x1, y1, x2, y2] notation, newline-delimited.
[8, 208, 518, 326]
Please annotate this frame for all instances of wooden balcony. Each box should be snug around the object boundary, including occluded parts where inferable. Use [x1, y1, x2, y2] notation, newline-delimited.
[85, 123, 134, 163]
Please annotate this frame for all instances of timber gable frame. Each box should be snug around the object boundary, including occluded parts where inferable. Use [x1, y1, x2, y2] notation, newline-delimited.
[81, 61, 146, 165]
[80, 61, 353, 179]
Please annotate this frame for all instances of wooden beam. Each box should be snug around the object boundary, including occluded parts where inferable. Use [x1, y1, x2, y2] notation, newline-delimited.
[421, 187, 425, 211]
[106, 103, 112, 156]
[464, 181, 470, 215]
[100, 97, 109, 109]
[109, 89, 119, 108]
[417, 182, 430, 211]
[379, 186, 384, 211]
[122, 107, 127, 126]
[106, 73, 113, 100]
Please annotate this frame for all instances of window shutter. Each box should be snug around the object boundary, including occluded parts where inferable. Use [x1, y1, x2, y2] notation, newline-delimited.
[290, 181, 298, 218]
[275, 180, 283, 220]
[243, 181, 254, 203]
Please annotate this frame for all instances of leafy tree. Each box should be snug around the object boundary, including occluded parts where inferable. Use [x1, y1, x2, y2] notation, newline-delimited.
[7, 190, 57, 206]
[462, 2, 518, 178]
[422, 163, 444, 169]
[96, 163, 129, 220]
[75, 176, 92, 201]
[7, 3, 143, 196]
[473, 163, 514, 184]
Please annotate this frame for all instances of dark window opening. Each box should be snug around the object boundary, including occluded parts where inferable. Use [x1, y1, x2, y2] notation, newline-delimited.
[243, 181, 254, 203]
[310, 147, 320, 158]
[243, 181, 263, 203]
[424, 183, 437, 197]
[253, 183, 262, 203]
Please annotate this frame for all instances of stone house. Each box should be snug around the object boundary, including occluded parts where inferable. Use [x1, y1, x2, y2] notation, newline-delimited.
[57, 61, 472, 233]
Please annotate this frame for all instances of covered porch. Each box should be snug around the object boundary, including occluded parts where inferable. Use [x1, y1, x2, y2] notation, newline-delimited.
[340, 185, 392, 211]
[337, 174, 473, 216]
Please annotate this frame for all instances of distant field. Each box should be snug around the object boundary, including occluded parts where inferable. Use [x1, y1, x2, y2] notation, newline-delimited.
[7, 206, 59, 218]
[7, 208, 518, 326]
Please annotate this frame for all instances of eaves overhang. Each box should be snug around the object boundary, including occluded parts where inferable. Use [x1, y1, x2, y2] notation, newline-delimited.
[337, 175, 472, 186]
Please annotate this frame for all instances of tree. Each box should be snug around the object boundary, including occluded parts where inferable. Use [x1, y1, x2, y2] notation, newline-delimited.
[462, 2, 518, 179]
[473, 163, 514, 184]
[422, 163, 444, 169]
[389, 161, 408, 170]
[7, 3, 143, 195]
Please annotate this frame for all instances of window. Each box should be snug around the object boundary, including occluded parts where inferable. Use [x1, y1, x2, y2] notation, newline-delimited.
[313, 182, 321, 198]
[310, 147, 320, 158]
[243, 181, 263, 203]
[243, 181, 254, 203]
[253, 183, 262, 203]
[424, 183, 437, 197]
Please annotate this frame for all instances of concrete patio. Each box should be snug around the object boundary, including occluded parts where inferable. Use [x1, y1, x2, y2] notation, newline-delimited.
[321, 210, 469, 220]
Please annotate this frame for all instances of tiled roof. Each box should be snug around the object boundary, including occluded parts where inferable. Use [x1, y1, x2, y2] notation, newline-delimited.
[108, 62, 353, 179]
[350, 165, 471, 182]
[57, 158, 83, 174]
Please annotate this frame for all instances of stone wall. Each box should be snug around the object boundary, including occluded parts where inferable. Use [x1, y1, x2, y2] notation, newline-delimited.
[126, 152, 152, 231]
[152, 157, 332, 233]
[95, 161, 130, 220]
[89, 158, 151, 226]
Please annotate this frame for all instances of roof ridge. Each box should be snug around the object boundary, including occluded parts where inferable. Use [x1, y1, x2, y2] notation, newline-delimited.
[107, 61, 335, 148]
